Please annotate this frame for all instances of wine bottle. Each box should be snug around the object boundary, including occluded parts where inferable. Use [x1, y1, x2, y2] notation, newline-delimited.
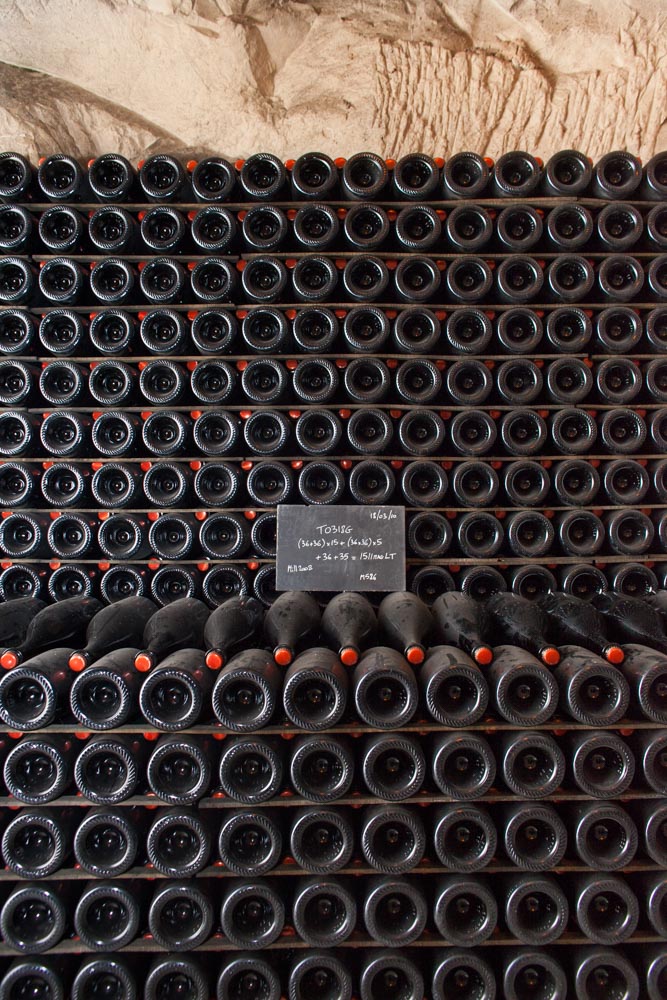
[74, 732, 143, 802]
[144, 956, 208, 1000]
[139, 649, 212, 731]
[219, 880, 285, 948]
[289, 734, 354, 801]
[134, 597, 211, 673]
[488, 645, 559, 726]
[573, 948, 640, 1000]
[485, 593, 560, 665]
[362, 878, 427, 945]
[502, 802, 568, 871]
[0, 151, 33, 199]
[148, 880, 213, 951]
[67, 597, 156, 672]
[283, 648, 349, 730]
[0, 598, 45, 649]
[573, 873, 639, 944]
[292, 877, 357, 946]
[592, 592, 667, 653]
[432, 950, 496, 1000]
[217, 736, 283, 803]
[2, 734, 74, 804]
[431, 592, 493, 665]
[191, 155, 235, 201]
[139, 154, 186, 201]
[217, 808, 282, 875]
[146, 735, 213, 805]
[553, 645, 629, 724]
[498, 203, 544, 250]
[74, 881, 141, 950]
[289, 806, 354, 873]
[432, 803, 497, 872]
[321, 592, 377, 667]
[0, 646, 74, 730]
[618, 643, 667, 722]
[634, 728, 667, 793]
[546, 204, 594, 250]
[446, 204, 493, 251]
[593, 150, 641, 198]
[377, 591, 434, 665]
[288, 953, 351, 1000]
[1, 959, 68, 1000]
[500, 731, 565, 799]
[1, 807, 72, 878]
[433, 875, 497, 946]
[211, 649, 281, 731]
[431, 731, 496, 799]
[263, 591, 321, 667]
[502, 950, 567, 1000]
[291, 151, 338, 199]
[73, 807, 140, 876]
[200, 595, 263, 670]
[361, 733, 425, 799]
[352, 646, 419, 728]
[451, 460, 500, 507]
[0, 596, 102, 669]
[0, 882, 70, 953]
[146, 806, 211, 877]
[419, 645, 489, 727]
[570, 800, 638, 870]
[72, 957, 137, 1000]
[218, 956, 281, 1000]
[539, 593, 623, 664]
[569, 729, 635, 800]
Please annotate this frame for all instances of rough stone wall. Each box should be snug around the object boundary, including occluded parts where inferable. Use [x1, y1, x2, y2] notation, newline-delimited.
[0, 0, 665, 161]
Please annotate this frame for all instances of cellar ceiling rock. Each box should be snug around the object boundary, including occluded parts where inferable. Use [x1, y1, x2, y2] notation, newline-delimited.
[0, 0, 665, 160]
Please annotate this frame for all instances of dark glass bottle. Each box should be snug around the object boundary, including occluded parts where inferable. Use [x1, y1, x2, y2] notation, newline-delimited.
[502, 802, 568, 871]
[500, 731, 565, 798]
[289, 805, 354, 873]
[0, 596, 102, 669]
[289, 953, 351, 1000]
[263, 590, 321, 667]
[1, 807, 72, 879]
[362, 878, 427, 944]
[431, 731, 496, 799]
[0, 646, 75, 730]
[148, 881, 213, 951]
[0, 883, 70, 953]
[292, 877, 357, 946]
[218, 956, 281, 1000]
[139, 648, 212, 730]
[220, 880, 284, 949]
[573, 873, 639, 944]
[485, 593, 560, 665]
[420, 645, 489, 726]
[433, 875, 497, 946]
[593, 592, 667, 653]
[74, 881, 141, 950]
[191, 156, 235, 201]
[144, 957, 208, 1000]
[133, 597, 210, 673]
[211, 648, 281, 732]
[72, 957, 137, 1000]
[218, 736, 283, 803]
[146, 735, 212, 804]
[289, 734, 354, 801]
[283, 648, 348, 730]
[487, 645, 559, 725]
[432, 803, 496, 872]
[377, 591, 434, 665]
[432, 950, 496, 1000]
[4, 734, 75, 804]
[618, 642, 667, 722]
[146, 806, 211, 877]
[502, 950, 567, 1000]
[573, 948, 640, 1000]
[139, 154, 186, 201]
[592, 150, 641, 199]
[69, 647, 142, 730]
[88, 152, 135, 201]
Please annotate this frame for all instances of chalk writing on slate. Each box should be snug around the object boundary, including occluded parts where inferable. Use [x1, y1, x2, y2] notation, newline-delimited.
[276, 505, 406, 592]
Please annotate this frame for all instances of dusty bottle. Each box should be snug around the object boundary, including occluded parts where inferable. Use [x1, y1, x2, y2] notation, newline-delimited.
[288, 953, 350, 1000]
[0, 596, 102, 669]
[220, 880, 284, 950]
[321, 592, 377, 667]
[1, 807, 73, 878]
[433, 875, 498, 946]
[485, 593, 560, 666]
[263, 591, 321, 667]
[573, 872, 639, 944]
[67, 597, 157, 672]
[283, 648, 349, 730]
[139, 649, 213, 731]
[431, 592, 493, 666]
[618, 643, 667, 722]
[362, 878, 428, 945]
[502, 950, 567, 1000]
[0, 882, 71, 953]
[203, 595, 264, 669]
[0, 597, 45, 648]
[487, 645, 559, 726]
[553, 645, 629, 725]
[217, 808, 282, 876]
[289, 806, 354, 873]
[73, 806, 141, 877]
[289, 734, 354, 802]
[432, 803, 497, 872]
[217, 736, 283, 804]
[502, 802, 568, 871]
[419, 645, 489, 726]
[133, 597, 211, 673]
[361, 732, 425, 800]
[0, 647, 75, 730]
[377, 591, 434, 666]
[69, 648, 141, 730]
[352, 646, 419, 728]
[593, 592, 667, 653]
[211, 649, 281, 732]
[3, 735, 75, 804]
[431, 731, 496, 799]
[432, 950, 496, 1000]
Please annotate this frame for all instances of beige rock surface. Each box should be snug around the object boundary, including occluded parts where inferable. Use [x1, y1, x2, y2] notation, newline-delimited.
[0, 0, 665, 160]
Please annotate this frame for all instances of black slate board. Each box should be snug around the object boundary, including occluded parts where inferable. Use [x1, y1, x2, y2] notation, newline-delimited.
[276, 504, 406, 592]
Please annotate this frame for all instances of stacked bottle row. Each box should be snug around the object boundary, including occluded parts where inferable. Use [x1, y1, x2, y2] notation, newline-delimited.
[4, 560, 667, 608]
[3, 406, 667, 460]
[0, 947, 664, 1000]
[2, 149, 667, 203]
[4, 455, 667, 509]
[5, 251, 667, 306]
[5, 355, 667, 409]
[0, 868, 664, 953]
[4, 200, 667, 256]
[2, 798, 666, 874]
[2, 727, 666, 804]
[3, 503, 667, 564]
[2, 304, 667, 356]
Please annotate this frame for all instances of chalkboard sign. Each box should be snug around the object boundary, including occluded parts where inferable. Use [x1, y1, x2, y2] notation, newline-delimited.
[276, 505, 406, 592]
